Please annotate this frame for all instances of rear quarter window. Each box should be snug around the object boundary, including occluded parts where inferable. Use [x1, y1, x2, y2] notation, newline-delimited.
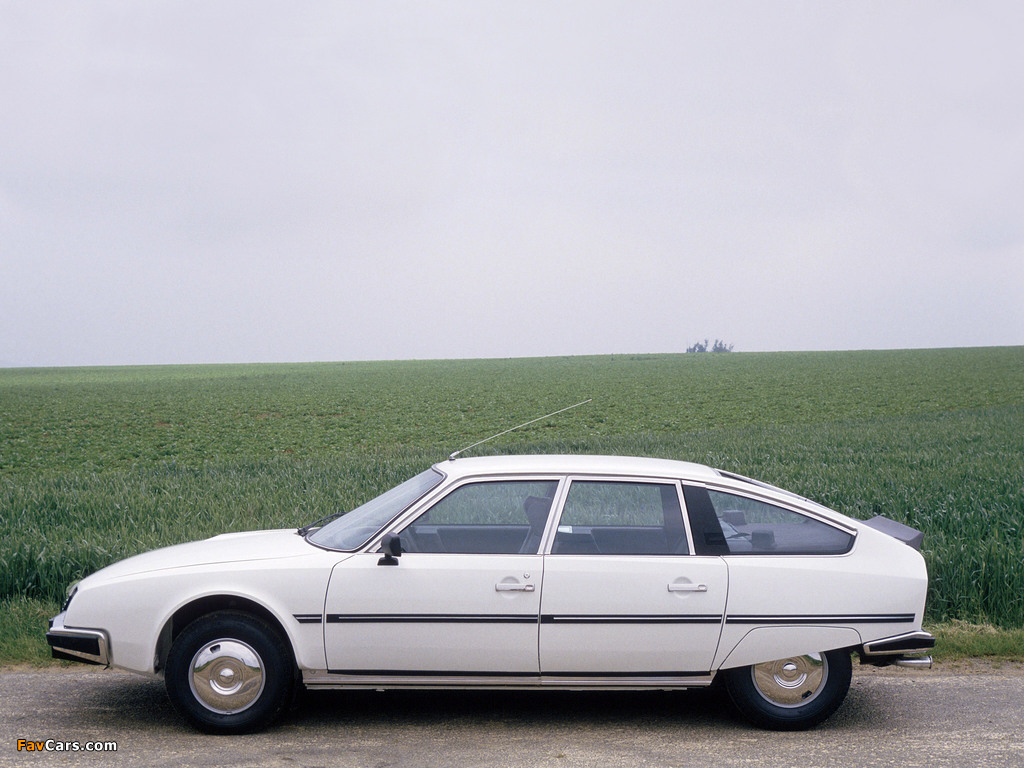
[706, 489, 853, 555]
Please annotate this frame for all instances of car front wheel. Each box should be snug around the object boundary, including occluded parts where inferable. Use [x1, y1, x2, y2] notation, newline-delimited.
[165, 610, 295, 734]
[722, 649, 852, 730]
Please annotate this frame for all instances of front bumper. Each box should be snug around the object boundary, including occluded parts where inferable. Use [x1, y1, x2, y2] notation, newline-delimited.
[860, 629, 935, 668]
[46, 612, 110, 666]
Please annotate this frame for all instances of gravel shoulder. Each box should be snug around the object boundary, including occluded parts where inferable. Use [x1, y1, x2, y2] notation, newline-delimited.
[3, 662, 1023, 768]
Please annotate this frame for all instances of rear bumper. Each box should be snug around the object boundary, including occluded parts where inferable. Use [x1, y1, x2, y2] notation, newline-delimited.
[860, 629, 935, 668]
[46, 612, 110, 666]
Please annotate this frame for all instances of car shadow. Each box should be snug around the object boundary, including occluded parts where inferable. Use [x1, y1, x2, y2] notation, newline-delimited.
[290, 685, 741, 731]
[72, 672, 874, 735]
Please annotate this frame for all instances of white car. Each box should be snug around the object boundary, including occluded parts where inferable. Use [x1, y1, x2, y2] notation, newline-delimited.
[47, 455, 934, 733]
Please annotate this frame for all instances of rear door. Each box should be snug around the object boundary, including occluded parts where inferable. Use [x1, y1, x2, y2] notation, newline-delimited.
[538, 478, 727, 677]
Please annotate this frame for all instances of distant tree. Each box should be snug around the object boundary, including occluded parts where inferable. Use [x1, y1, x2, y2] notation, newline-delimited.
[686, 339, 734, 353]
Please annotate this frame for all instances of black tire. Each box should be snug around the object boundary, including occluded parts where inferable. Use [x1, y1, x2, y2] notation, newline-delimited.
[722, 649, 852, 730]
[165, 610, 295, 734]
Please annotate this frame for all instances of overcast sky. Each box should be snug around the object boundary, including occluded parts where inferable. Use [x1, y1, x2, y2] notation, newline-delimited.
[2, 1, 1022, 367]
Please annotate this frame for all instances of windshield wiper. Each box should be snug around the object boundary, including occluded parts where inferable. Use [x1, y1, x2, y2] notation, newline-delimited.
[296, 511, 347, 537]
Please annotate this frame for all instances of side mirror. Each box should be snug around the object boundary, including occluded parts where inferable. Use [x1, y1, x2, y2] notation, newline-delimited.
[377, 532, 402, 566]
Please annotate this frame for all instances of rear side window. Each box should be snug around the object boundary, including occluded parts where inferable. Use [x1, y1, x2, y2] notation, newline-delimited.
[552, 480, 688, 555]
[706, 490, 853, 555]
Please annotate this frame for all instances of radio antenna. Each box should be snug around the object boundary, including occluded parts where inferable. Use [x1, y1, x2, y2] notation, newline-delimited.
[448, 399, 592, 461]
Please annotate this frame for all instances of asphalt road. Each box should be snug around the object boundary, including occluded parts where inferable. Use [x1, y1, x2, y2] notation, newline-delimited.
[2, 663, 1023, 768]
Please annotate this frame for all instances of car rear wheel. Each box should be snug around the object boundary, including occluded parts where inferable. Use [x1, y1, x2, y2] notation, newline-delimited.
[723, 649, 852, 730]
[165, 610, 295, 734]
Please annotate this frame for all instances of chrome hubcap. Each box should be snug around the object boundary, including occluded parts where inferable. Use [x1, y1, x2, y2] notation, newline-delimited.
[751, 653, 828, 708]
[189, 639, 265, 714]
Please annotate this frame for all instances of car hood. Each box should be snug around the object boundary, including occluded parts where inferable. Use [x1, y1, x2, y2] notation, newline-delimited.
[81, 529, 316, 584]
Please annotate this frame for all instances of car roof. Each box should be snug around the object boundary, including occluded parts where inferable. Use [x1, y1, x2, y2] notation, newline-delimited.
[432, 454, 723, 482]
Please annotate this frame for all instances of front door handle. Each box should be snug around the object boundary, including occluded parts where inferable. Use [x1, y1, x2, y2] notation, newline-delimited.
[668, 583, 708, 593]
[495, 583, 535, 592]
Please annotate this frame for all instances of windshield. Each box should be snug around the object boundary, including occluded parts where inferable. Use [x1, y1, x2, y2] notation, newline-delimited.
[306, 468, 444, 551]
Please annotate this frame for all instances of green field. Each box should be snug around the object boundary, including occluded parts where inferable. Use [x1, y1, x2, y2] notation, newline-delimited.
[2, 348, 1023, 664]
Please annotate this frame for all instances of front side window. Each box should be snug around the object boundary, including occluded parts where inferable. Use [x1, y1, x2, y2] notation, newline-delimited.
[706, 489, 853, 555]
[400, 480, 558, 554]
[552, 480, 688, 555]
[307, 469, 444, 551]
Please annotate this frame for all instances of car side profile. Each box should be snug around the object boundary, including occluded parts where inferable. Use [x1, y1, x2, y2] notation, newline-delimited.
[47, 455, 934, 733]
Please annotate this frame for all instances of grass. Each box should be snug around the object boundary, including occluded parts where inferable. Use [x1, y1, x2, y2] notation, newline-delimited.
[928, 621, 1024, 662]
[0, 596, 58, 667]
[2, 347, 1023, 664]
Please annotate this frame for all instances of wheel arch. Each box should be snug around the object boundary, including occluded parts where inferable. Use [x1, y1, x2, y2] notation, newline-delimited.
[156, 595, 295, 673]
[716, 626, 861, 670]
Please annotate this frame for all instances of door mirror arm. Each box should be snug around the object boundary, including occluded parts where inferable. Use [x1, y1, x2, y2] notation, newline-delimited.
[377, 532, 403, 566]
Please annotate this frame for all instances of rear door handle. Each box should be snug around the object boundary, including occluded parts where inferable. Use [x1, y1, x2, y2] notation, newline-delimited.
[495, 583, 535, 592]
[668, 583, 708, 593]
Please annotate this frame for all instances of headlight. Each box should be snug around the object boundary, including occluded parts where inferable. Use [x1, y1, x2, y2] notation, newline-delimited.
[62, 581, 80, 612]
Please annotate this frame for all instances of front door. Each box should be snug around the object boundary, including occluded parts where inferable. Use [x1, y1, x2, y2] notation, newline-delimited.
[324, 552, 542, 674]
[323, 478, 559, 676]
